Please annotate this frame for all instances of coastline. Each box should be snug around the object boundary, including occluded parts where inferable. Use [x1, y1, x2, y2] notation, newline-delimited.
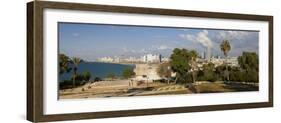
[91, 61, 165, 65]
[89, 61, 136, 66]
[59, 61, 136, 81]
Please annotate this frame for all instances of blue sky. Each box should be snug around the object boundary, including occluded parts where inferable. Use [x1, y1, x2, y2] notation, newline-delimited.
[59, 22, 259, 61]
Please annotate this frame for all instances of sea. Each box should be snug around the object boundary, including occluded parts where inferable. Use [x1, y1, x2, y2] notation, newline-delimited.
[59, 62, 135, 81]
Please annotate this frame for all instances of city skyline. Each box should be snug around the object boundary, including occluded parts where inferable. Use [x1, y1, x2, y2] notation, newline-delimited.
[59, 22, 259, 61]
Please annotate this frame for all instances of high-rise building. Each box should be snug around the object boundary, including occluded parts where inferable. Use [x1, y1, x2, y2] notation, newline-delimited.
[142, 54, 161, 63]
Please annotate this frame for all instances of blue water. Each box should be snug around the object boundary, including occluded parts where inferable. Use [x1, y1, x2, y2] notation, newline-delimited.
[60, 62, 135, 81]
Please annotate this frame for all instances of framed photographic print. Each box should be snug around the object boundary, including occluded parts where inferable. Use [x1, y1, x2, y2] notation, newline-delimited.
[27, 1, 273, 122]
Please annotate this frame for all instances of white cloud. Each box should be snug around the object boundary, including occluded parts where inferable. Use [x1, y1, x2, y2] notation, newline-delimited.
[179, 34, 194, 42]
[197, 30, 213, 48]
[217, 31, 251, 40]
[180, 30, 213, 48]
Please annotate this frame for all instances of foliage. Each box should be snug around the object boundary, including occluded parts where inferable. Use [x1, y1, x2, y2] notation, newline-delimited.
[215, 64, 230, 81]
[196, 52, 258, 83]
[238, 52, 259, 82]
[220, 40, 231, 81]
[228, 67, 246, 82]
[59, 80, 73, 89]
[60, 78, 86, 90]
[59, 55, 99, 89]
[169, 48, 198, 84]
[220, 40, 231, 57]
[197, 63, 217, 82]
[94, 77, 102, 82]
[215, 60, 258, 83]
[245, 69, 258, 82]
[70, 72, 91, 82]
[71, 74, 84, 83]
[83, 71, 91, 81]
[59, 54, 72, 74]
[238, 52, 259, 71]
[106, 73, 116, 80]
[71, 57, 81, 88]
[122, 68, 135, 79]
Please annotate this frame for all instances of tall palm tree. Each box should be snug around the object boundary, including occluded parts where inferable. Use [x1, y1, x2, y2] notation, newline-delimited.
[72, 57, 81, 88]
[220, 40, 231, 81]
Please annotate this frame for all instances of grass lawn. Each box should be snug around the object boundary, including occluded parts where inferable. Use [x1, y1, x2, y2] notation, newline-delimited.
[59, 81, 259, 99]
[193, 82, 259, 93]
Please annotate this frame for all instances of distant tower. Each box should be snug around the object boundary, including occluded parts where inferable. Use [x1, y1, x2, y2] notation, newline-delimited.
[203, 50, 207, 60]
[159, 54, 162, 63]
[206, 47, 211, 61]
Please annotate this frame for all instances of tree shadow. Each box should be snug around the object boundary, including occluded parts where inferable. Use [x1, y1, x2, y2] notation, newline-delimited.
[127, 87, 154, 93]
[126, 87, 155, 96]
[223, 82, 259, 91]
[185, 85, 198, 93]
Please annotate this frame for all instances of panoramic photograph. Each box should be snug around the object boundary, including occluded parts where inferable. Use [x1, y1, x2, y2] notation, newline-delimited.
[58, 22, 259, 99]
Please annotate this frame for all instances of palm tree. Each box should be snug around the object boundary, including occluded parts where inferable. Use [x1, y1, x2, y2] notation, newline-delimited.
[59, 54, 71, 75]
[72, 57, 81, 88]
[220, 40, 231, 81]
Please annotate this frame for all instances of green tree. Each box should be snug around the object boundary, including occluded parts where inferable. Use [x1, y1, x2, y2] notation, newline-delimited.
[59, 54, 71, 75]
[229, 66, 245, 82]
[71, 57, 81, 88]
[170, 48, 198, 84]
[220, 40, 231, 81]
[71, 74, 85, 85]
[157, 63, 172, 84]
[238, 52, 259, 82]
[83, 71, 91, 81]
[215, 65, 224, 81]
[107, 73, 116, 80]
[215, 64, 229, 81]
[197, 63, 216, 82]
[122, 68, 135, 79]
[238, 52, 258, 71]
[202, 63, 216, 82]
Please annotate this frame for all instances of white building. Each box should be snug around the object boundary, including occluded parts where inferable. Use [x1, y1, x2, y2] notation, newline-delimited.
[209, 57, 239, 67]
[142, 54, 161, 63]
[112, 56, 120, 63]
[97, 54, 166, 63]
[226, 57, 239, 66]
[97, 57, 114, 62]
